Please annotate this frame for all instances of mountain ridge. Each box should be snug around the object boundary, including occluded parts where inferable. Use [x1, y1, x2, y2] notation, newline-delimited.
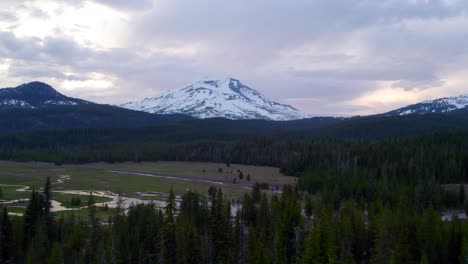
[0, 78, 468, 121]
[384, 94, 468, 116]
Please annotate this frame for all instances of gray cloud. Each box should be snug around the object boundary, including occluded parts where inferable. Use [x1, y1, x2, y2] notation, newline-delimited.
[0, 11, 16, 21]
[1, 0, 468, 115]
[129, 1, 468, 101]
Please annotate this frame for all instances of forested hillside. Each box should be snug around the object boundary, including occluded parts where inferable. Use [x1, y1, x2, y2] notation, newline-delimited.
[0, 104, 191, 132]
[0, 113, 468, 263]
[1, 105, 468, 136]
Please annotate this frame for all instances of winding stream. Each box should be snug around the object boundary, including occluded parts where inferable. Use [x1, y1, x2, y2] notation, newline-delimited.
[1, 182, 170, 216]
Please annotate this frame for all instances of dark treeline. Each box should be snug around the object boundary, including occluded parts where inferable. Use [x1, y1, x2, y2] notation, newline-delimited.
[0, 130, 467, 183]
[1, 177, 467, 263]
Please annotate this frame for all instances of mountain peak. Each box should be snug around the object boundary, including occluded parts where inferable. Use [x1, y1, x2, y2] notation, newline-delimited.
[19, 81, 53, 88]
[15, 81, 62, 96]
[0, 82, 91, 109]
[190, 77, 240, 89]
[121, 78, 309, 121]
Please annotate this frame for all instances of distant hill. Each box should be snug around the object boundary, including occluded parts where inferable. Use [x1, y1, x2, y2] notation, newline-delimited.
[384, 94, 468, 116]
[314, 108, 468, 139]
[0, 81, 91, 109]
[0, 82, 191, 132]
[0, 104, 192, 132]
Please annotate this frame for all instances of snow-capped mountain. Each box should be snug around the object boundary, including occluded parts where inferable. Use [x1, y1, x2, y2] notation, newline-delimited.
[0, 81, 91, 109]
[385, 94, 468, 116]
[121, 78, 310, 121]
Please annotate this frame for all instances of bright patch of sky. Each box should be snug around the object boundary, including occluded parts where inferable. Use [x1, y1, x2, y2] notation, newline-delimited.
[11, 1, 128, 48]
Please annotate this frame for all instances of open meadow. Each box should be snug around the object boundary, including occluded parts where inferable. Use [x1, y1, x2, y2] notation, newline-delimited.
[0, 160, 296, 217]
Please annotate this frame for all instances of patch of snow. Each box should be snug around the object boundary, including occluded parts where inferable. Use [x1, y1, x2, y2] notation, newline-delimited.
[399, 109, 414, 115]
[0, 99, 35, 108]
[44, 100, 78, 106]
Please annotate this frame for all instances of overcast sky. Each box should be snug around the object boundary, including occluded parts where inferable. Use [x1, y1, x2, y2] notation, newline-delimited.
[1, 0, 468, 116]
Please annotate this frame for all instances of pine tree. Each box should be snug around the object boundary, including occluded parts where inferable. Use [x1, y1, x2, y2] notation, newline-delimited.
[416, 207, 443, 263]
[460, 224, 468, 264]
[257, 194, 271, 243]
[459, 183, 466, 205]
[86, 193, 99, 263]
[465, 200, 468, 217]
[232, 212, 243, 263]
[319, 208, 336, 263]
[110, 237, 117, 264]
[26, 217, 48, 263]
[208, 186, 217, 206]
[447, 217, 463, 264]
[163, 189, 177, 264]
[64, 223, 86, 262]
[43, 176, 55, 243]
[419, 252, 429, 264]
[23, 190, 44, 248]
[0, 207, 13, 262]
[304, 194, 313, 219]
[246, 225, 272, 264]
[242, 193, 255, 225]
[371, 208, 393, 264]
[278, 186, 303, 263]
[270, 194, 280, 264]
[302, 225, 320, 263]
[302, 207, 338, 264]
[176, 218, 201, 264]
[336, 211, 355, 263]
[389, 205, 413, 264]
[212, 188, 229, 263]
[252, 183, 261, 203]
[48, 242, 64, 264]
[57, 215, 65, 243]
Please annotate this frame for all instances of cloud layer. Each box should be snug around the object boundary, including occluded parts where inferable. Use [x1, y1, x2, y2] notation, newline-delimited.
[0, 0, 468, 116]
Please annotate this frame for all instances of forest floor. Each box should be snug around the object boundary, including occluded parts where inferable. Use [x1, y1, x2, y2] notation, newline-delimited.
[0, 161, 296, 218]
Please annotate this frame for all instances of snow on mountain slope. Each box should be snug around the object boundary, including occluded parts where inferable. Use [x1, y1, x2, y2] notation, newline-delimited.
[385, 94, 468, 116]
[121, 78, 310, 121]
